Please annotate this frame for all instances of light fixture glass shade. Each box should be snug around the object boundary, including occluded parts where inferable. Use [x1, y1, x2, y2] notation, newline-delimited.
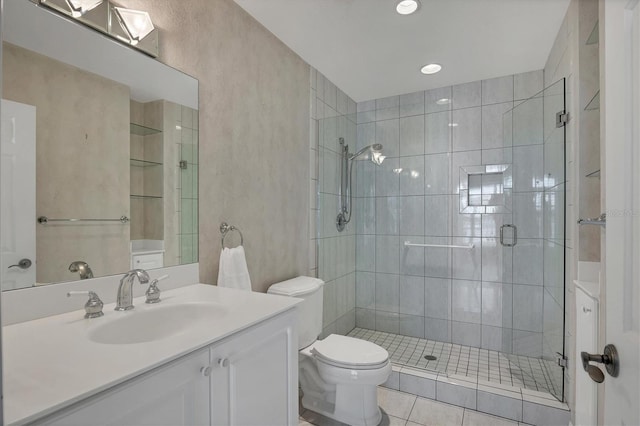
[114, 7, 155, 45]
[65, 0, 102, 17]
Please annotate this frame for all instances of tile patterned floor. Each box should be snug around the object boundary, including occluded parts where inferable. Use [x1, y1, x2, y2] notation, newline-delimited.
[347, 328, 561, 397]
[299, 387, 534, 426]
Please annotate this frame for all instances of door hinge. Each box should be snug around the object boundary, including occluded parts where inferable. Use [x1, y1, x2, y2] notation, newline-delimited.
[556, 111, 569, 128]
[556, 352, 568, 368]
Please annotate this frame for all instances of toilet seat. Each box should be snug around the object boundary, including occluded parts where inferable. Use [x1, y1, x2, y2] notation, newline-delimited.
[308, 334, 389, 370]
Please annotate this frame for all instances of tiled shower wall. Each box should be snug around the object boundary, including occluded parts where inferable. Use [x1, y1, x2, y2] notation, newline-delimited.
[353, 70, 554, 357]
[176, 104, 199, 264]
[309, 67, 359, 337]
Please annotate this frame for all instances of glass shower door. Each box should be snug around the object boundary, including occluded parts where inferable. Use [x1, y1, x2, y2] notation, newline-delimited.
[501, 79, 566, 401]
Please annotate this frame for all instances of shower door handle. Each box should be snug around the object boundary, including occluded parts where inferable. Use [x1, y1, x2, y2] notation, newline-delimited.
[499, 224, 517, 247]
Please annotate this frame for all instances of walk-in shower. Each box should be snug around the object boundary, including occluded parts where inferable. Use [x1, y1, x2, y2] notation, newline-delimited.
[315, 71, 567, 403]
[336, 137, 385, 232]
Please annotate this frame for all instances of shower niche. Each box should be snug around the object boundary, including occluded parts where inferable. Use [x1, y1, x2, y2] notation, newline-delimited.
[459, 164, 512, 214]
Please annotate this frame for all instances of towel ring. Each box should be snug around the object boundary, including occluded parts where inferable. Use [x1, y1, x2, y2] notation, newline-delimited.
[220, 222, 244, 248]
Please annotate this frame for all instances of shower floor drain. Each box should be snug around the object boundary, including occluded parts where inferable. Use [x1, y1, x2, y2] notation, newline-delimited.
[424, 355, 437, 361]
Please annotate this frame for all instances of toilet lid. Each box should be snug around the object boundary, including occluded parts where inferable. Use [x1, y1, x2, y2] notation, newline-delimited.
[311, 334, 389, 368]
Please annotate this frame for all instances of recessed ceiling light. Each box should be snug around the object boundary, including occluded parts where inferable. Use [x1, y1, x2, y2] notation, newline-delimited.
[448, 123, 459, 127]
[421, 63, 442, 75]
[396, 0, 420, 15]
[436, 98, 451, 105]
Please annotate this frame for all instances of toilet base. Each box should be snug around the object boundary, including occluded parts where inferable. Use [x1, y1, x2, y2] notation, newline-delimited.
[299, 356, 386, 426]
[301, 387, 382, 426]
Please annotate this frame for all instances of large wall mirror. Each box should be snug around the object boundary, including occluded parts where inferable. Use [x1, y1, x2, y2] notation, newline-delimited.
[1, 0, 199, 290]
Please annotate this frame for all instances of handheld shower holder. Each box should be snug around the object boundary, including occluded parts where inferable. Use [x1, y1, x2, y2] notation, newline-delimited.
[336, 212, 347, 232]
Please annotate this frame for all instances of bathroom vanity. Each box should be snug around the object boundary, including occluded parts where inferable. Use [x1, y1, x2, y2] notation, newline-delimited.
[3, 284, 300, 425]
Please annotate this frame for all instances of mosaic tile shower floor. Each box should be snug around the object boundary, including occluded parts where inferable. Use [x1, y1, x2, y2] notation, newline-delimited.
[348, 328, 562, 397]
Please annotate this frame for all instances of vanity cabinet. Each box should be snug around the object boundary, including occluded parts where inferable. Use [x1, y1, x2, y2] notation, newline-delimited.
[131, 252, 164, 269]
[210, 309, 297, 426]
[37, 348, 210, 426]
[29, 309, 298, 426]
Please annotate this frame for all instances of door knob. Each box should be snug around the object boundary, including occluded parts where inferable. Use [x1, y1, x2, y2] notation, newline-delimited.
[8, 258, 32, 270]
[581, 344, 619, 383]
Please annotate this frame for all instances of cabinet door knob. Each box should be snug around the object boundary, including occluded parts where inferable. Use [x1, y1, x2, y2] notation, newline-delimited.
[200, 366, 211, 377]
[218, 358, 229, 368]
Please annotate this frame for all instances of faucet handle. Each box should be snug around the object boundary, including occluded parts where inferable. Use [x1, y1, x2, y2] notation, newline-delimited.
[145, 274, 168, 304]
[67, 291, 104, 319]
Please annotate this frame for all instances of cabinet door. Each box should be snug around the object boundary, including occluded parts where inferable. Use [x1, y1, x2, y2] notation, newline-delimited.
[37, 349, 210, 426]
[210, 310, 298, 426]
[132, 252, 164, 270]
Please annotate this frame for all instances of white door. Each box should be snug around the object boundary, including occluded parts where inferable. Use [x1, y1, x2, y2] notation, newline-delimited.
[602, 0, 640, 424]
[1, 99, 36, 290]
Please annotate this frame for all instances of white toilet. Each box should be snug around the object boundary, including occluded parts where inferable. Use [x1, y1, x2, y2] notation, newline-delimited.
[268, 276, 391, 426]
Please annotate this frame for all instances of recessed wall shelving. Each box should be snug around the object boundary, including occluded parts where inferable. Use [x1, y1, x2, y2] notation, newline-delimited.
[586, 20, 599, 45]
[585, 90, 600, 111]
[130, 158, 162, 167]
[130, 194, 163, 199]
[130, 122, 162, 136]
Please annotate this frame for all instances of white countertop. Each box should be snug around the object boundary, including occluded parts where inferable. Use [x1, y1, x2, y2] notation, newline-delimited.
[2, 284, 300, 425]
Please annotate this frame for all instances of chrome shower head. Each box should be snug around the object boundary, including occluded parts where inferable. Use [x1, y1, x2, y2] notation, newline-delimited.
[349, 143, 386, 165]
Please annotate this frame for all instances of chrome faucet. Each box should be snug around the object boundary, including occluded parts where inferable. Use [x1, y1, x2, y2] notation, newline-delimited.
[115, 269, 150, 311]
[69, 261, 94, 279]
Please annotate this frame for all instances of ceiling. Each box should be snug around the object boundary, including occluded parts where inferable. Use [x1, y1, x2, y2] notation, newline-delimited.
[234, 0, 570, 102]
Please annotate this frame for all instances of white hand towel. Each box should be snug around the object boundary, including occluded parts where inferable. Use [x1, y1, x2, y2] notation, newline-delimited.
[217, 246, 252, 291]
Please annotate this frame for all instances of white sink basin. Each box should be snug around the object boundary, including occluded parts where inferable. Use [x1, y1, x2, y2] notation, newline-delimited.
[89, 302, 228, 345]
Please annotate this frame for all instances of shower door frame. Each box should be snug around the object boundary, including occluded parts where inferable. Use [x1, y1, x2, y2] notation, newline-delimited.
[502, 77, 567, 402]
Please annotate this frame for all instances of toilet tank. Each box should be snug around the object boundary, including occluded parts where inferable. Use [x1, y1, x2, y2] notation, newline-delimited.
[267, 276, 324, 349]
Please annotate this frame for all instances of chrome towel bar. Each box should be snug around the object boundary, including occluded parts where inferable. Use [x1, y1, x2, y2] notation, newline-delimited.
[220, 222, 244, 248]
[404, 241, 475, 249]
[37, 216, 129, 224]
[578, 213, 606, 227]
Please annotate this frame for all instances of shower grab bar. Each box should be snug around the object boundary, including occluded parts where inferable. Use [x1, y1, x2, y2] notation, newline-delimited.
[578, 213, 606, 227]
[404, 241, 474, 249]
[37, 216, 129, 224]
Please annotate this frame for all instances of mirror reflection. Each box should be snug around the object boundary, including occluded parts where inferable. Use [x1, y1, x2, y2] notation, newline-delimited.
[1, 1, 198, 290]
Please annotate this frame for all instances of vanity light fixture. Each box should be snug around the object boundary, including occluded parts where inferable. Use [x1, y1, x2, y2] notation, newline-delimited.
[396, 0, 420, 15]
[113, 7, 155, 45]
[39, 0, 158, 57]
[421, 63, 442, 75]
[65, 0, 102, 17]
